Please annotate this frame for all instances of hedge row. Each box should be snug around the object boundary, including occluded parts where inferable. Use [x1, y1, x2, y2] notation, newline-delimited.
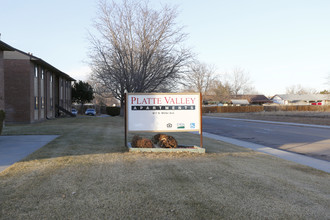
[203, 105, 330, 113]
[106, 106, 121, 116]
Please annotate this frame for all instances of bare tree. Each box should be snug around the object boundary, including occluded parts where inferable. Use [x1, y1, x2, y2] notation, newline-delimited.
[286, 84, 318, 94]
[88, 0, 191, 113]
[326, 72, 330, 89]
[242, 85, 259, 95]
[320, 89, 329, 94]
[209, 79, 232, 103]
[88, 77, 119, 106]
[228, 67, 253, 96]
[182, 61, 216, 96]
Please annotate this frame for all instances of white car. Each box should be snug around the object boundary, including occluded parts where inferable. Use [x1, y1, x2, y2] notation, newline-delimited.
[71, 108, 78, 116]
[85, 108, 96, 116]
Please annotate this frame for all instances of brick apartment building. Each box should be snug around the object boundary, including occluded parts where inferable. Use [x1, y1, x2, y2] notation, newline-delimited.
[0, 41, 15, 111]
[1, 40, 75, 123]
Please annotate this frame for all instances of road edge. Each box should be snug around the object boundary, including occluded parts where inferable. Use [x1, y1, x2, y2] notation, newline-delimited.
[203, 132, 330, 173]
[203, 116, 330, 129]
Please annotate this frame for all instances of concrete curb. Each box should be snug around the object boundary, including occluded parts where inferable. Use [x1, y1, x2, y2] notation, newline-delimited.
[127, 142, 205, 153]
[203, 132, 330, 173]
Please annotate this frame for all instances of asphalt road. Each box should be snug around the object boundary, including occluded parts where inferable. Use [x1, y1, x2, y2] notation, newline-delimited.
[203, 116, 330, 161]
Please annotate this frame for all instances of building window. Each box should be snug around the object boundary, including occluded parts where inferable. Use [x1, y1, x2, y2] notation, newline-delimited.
[50, 98, 53, 109]
[34, 66, 38, 78]
[41, 69, 44, 79]
[50, 74, 53, 82]
[41, 97, 45, 109]
[34, 96, 39, 109]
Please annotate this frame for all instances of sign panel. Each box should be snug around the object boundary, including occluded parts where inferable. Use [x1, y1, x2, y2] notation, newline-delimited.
[127, 93, 201, 132]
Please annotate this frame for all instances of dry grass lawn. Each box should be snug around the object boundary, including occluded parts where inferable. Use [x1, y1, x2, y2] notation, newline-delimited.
[0, 116, 329, 219]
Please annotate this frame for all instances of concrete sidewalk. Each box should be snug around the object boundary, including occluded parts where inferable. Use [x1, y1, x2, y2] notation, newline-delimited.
[204, 132, 330, 173]
[0, 135, 59, 173]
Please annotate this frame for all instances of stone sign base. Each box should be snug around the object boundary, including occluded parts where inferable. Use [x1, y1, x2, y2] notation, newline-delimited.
[127, 142, 205, 153]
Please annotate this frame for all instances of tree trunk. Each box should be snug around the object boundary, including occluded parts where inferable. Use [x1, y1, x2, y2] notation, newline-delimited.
[120, 97, 125, 117]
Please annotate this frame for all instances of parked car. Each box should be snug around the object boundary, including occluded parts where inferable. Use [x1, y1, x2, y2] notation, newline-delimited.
[85, 108, 96, 116]
[71, 108, 78, 116]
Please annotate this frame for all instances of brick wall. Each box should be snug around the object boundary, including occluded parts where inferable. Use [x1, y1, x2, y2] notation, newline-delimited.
[4, 53, 73, 123]
[4, 59, 32, 123]
[0, 51, 4, 110]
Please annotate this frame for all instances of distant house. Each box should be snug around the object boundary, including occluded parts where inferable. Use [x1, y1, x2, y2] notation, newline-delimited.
[2, 40, 75, 123]
[271, 94, 330, 105]
[231, 99, 250, 106]
[230, 95, 272, 105]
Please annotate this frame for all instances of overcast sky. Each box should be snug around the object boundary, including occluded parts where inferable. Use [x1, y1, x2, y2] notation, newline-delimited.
[1, 0, 330, 96]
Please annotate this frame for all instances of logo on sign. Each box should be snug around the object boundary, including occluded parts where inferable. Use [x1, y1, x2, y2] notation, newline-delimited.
[167, 123, 172, 128]
[190, 123, 195, 129]
[177, 123, 185, 129]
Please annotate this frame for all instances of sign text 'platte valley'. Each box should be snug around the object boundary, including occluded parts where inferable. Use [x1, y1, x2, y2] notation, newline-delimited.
[127, 93, 201, 132]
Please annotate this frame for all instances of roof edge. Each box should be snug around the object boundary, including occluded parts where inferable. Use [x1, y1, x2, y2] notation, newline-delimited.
[1, 40, 75, 81]
[0, 40, 15, 51]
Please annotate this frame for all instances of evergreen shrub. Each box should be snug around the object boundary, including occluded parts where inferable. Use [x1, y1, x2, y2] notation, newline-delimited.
[106, 106, 121, 116]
